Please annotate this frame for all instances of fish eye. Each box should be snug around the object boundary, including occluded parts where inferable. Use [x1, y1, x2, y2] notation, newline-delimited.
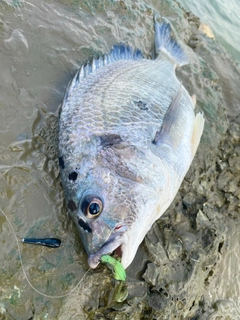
[81, 195, 103, 218]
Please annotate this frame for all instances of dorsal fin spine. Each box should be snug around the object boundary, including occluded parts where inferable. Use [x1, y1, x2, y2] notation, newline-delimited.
[67, 44, 143, 90]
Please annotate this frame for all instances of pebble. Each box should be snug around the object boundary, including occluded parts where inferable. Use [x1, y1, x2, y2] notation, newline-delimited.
[199, 23, 215, 39]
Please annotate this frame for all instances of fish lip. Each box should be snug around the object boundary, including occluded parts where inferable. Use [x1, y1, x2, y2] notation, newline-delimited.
[87, 228, 126, 269]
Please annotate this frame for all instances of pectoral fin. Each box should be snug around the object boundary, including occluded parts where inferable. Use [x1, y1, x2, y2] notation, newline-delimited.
[152, 85, 182, 149]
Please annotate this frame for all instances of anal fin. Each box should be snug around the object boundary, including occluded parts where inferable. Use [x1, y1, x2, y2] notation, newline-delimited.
[191, 112, 205, 156]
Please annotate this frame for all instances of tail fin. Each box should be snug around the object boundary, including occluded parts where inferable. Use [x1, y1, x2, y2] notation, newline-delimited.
[154, 17, 188, 67]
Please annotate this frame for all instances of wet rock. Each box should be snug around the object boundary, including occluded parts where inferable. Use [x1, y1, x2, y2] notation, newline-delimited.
[142, 263, 161, 286]
[182, 192, 196, 207]
[144, 224, 169, 266]
[163, 227, 183, 261]
[179, 231, 197, 251]
[165, 237, 183, 261]
[234, 146, 240, 155]
[148, 292, 168, 310]
[218, 171, 234, 191]
[228, 122, 240, 141]
[196, 209, 211, 228]
[210, 191, 226, 208]
[126, 282, 147, 302]
[228, 154, 240, 173]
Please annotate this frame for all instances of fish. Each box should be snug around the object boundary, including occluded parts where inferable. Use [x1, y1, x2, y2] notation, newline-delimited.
[58, 18, 205, 270]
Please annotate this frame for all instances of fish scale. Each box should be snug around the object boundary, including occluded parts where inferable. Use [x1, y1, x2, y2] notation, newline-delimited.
[62, 60, 173, 134]
[58, 19, 205, 269]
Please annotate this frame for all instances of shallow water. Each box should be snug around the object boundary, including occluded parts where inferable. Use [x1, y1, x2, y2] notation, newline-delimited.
[180, 0, 240, 62]
[0, 0, 239, 319]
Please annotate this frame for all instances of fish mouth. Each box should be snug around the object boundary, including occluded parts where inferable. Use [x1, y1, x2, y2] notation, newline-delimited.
[87, 226, 126, 269]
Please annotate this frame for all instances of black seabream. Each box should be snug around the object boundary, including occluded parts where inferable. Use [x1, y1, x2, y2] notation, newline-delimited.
[58, 18, 204, 269]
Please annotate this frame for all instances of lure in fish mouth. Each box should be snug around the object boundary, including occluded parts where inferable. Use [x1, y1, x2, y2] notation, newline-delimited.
[87, 225, 126, 269]
[58, 18, 205, 270]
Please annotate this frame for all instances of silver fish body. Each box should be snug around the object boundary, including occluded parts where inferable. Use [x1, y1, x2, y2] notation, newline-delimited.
[58, 20, 204, 269]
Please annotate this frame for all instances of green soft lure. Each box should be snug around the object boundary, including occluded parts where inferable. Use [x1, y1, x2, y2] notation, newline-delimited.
[101, 255, 126, 281]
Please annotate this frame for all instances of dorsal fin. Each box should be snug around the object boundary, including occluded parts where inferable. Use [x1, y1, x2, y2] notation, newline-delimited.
[66, 44, 143, 94]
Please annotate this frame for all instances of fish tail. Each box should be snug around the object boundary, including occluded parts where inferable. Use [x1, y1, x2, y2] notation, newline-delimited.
[154, 16, 188, 67]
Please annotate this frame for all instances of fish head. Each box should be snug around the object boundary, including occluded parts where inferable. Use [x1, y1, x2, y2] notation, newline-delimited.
[76, 167, 129, 258]
[74, 141, 166, 269]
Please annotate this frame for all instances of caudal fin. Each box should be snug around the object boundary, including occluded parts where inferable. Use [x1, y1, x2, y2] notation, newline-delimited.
[154, 18, 188, 67]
